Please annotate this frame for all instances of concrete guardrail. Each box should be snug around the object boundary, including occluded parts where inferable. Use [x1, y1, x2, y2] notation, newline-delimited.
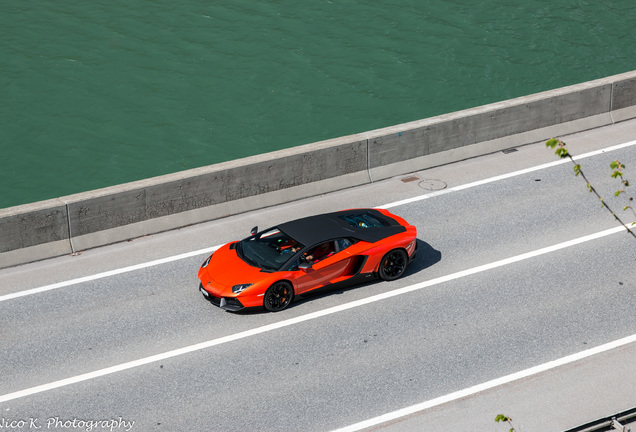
[2, 70, 636, 268]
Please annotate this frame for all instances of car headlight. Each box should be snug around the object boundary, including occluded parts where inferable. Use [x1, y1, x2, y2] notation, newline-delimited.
[232, 283, 252, 294]
[201, 255, 212, 268]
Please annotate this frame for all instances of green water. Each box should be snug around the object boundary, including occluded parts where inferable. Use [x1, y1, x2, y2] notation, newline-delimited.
[1, 0, 634, 209]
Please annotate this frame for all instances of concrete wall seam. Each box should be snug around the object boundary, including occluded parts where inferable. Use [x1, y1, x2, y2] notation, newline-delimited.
[366, 138, 373, 183]
[64, 200, 76, 255]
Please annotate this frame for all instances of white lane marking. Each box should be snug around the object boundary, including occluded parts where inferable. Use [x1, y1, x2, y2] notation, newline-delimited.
[0, 246, 220, 302]
[0, 225, 626, 403]
[330, 331, 636, 432]
[379, 139, 636, 209]
[3, 139, 635, 302]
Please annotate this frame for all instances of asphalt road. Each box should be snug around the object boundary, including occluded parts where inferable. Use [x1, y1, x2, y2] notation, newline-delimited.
[1, 120, 636, 432]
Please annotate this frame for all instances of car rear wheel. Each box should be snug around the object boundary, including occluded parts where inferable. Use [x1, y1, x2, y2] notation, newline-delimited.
[264, 281, 294, 312]
[379, 249, 408, 281]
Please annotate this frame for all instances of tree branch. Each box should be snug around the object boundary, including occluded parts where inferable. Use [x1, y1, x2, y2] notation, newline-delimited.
[546, 138, 636, 239]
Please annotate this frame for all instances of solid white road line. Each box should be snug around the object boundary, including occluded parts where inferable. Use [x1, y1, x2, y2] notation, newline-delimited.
[379, 139, 636, 209]
[0, 225, 627, 403]
[2, 138, 635, 303]
[330, 331, 636, 432]
[0, 246, 220, 303]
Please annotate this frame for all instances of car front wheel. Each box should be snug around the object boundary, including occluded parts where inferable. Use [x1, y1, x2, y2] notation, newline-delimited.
[264, 281, 294, 312]
[379, 249, 408, 281]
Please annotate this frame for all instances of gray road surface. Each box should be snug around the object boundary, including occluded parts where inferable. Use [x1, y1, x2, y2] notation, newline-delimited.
[1, 120, 636, 432]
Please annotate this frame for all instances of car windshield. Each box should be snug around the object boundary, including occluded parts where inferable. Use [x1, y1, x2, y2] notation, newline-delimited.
[238, 227, 304, 271]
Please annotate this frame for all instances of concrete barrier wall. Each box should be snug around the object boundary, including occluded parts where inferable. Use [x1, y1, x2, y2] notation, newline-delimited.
[2, 70, 636, 268]
[367, 83, 610, 171]
[612, 74, 636, 121]
[0, 199, 72, 265]
[65, 137, 369, 237]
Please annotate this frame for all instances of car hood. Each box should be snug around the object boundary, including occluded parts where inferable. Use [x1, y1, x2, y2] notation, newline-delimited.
[201, 242, 265, 286]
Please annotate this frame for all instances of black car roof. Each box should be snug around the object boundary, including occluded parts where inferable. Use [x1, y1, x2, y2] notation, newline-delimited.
[277, 209, 406, 246]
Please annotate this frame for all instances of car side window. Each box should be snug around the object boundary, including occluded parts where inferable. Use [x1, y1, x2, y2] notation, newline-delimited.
[285, 239, 356, 271]
[305, 241, 336, 263]
[335, 238, 354, 252]
[285, 256, 302, 271]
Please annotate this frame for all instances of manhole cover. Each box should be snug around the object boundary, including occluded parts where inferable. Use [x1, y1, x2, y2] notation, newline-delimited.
[418, 179, 447, 191]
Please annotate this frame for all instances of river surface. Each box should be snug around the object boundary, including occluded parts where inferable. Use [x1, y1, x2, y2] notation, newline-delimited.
[1, 0, 635, 208]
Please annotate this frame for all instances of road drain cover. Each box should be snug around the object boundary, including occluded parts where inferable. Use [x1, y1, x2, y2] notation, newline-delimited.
[418, 179, 447, 191]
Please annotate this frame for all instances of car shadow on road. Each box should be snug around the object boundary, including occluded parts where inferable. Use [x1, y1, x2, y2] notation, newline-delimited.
[406, 238, 442, 275]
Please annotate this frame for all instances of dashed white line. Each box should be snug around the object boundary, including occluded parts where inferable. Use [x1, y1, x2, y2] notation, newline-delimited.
[0, 225, 626, 403]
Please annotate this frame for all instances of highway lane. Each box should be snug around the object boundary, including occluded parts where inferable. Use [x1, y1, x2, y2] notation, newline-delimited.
[1, 230, 635, 431]
[1, 125, 636, 431]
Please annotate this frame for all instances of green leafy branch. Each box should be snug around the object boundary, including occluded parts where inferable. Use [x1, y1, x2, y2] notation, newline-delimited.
[495, 414, 517, 432]
[546, 138, 636, 239]
[610, 160, 635, 218]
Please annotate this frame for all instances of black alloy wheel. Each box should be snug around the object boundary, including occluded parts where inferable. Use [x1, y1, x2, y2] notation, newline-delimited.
[379, 249, 408, 281]
[264, 281, 294, 312]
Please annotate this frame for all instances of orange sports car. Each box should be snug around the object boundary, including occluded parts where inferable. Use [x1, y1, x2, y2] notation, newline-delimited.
[198, 208, 417, 312]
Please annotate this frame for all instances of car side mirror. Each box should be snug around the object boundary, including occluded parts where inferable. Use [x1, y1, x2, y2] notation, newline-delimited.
[250, 226, 258, 235]
[298, 262, 312, 271]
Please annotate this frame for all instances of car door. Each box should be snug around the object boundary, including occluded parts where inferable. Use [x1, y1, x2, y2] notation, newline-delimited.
[293, 239, 356, 295]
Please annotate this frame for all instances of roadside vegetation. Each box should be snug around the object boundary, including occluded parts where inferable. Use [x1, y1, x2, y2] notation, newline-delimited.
[495, 414, 517, 432]
[546, 138, 635, 239]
